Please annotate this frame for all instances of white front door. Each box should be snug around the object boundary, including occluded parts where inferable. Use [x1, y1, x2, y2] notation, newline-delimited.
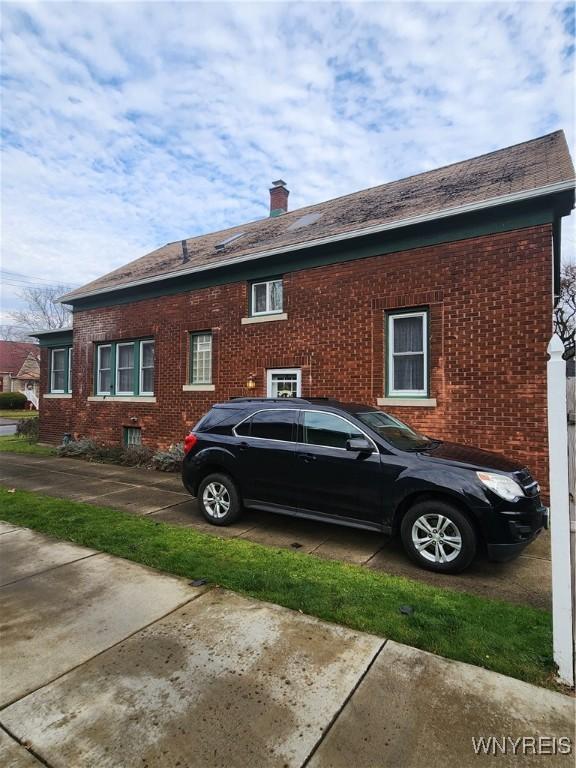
[267, 368, 302, 398]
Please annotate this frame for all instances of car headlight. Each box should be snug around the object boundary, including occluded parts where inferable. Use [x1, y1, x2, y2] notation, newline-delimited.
[476, 471, 525, 502]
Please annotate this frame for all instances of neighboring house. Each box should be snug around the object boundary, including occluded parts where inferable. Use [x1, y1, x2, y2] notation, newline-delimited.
[0, 340, 40, 408]
[34, 131, 575, 494]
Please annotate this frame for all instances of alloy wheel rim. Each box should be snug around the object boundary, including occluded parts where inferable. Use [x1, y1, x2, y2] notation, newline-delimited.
[203, 482, 231, 519]
[411, 513, 462, 563]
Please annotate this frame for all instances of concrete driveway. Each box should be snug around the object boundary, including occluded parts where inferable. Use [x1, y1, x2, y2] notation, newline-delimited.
[0, 524, 573, 768]
[0, 452, 552, 609]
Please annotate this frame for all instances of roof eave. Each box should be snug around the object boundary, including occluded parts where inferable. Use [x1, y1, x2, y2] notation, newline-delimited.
[59, 179, 576, 304]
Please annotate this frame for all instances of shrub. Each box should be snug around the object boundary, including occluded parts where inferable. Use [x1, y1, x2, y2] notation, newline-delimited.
[120, 445, 154, 468]
[151, 443, 185, 472]
[16, 416, 39, 441]
[57, 438, 97, 458]
[0, 391, 27, 409]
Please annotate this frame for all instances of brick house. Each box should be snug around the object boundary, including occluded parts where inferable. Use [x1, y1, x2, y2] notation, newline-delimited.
[34, 131, 575, 492]
[0, 340, 40, 407]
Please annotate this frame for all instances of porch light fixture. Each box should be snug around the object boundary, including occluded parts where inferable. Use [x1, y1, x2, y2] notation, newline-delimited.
[246, 373, 256, 390]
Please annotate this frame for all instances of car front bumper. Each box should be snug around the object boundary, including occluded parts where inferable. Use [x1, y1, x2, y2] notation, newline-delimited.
[486, 505, 548, 562]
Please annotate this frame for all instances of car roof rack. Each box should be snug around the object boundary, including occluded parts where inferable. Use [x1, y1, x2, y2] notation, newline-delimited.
[228, 397, 311, 403]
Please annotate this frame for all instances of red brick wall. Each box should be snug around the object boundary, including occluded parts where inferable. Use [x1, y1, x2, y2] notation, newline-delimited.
[39, 223, 553, 490]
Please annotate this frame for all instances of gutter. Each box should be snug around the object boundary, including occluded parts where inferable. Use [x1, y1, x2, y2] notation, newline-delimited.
[59, 178, 576, 304]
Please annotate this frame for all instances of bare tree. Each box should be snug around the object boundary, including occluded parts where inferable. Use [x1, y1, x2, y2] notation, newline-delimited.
[554, 263, 576, 357]
[9, 285, 72, 333]
[0, 324, 30, 341]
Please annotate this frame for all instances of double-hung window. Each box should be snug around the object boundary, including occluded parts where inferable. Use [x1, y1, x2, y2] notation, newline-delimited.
[50, 348, 68, 393]
[95, 339, 154, 396]
[190, 332, 212, 384]
[251, 279, 283, 316]
[140, 340, 154, 395]
[387, 310, 428, 397]
[116, 343, 135, 395]
[97, 345, 113, 395]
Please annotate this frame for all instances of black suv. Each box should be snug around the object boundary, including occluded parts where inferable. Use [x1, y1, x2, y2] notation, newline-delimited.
[182, 398, 548, 573]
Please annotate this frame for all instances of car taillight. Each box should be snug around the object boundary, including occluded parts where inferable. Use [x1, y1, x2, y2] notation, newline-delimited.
[184, 433, 198, 454]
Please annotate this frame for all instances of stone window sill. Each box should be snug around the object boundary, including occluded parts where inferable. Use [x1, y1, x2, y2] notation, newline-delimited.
[241, 313, 288, 325]
[44, 393, 72, 399]
[377, 397, 437, 407]
[182, 384, 215, 392]
[87, 396, 157, 403]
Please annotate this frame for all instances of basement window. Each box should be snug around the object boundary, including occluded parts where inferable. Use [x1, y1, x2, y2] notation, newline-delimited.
[123, 426, 142, 447]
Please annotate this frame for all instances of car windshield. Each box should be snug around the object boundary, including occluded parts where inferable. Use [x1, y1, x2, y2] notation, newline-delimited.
[356, 411, 436, 451]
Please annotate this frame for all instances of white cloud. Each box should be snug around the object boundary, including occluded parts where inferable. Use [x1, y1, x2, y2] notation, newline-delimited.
[1, 0, 574, 319]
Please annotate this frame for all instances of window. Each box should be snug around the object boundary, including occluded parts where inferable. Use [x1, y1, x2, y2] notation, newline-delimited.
[68, 349, 73, 393]
[123, 427, 142, 447]
[140, 340, 154, 395]
[116, 343, 135, 395]
[95, 339, 154, 397]
[387, 311, 428, 396]
[251, 279, 283, 315]
[249, 410, 296, 442]
[266, 368, 301, 398]
[50, 349, 67, 393]
[97, 345, 112, 395]
[302, 411, 364, 450]
[191, 333, 212, 384]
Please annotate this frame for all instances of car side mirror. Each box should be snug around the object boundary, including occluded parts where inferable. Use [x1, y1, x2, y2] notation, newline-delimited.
[346, 437, 373, 453]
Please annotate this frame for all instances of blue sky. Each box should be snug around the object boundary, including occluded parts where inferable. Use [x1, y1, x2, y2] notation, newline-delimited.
[1, 0, 574, 325]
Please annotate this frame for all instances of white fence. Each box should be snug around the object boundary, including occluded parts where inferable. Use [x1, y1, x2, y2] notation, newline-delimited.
[547, 335, 575, 687]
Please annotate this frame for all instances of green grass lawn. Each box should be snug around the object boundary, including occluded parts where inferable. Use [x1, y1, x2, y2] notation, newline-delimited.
[0, 409, 38, 419]
[0, 435, 54, 455]
[0, 485, 556, 689]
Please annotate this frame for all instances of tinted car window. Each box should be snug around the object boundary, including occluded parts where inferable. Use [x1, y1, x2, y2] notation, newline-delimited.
[303, 411, 363, 449]
[250, 410, 296, 442]
[195, 408, 244, 435]
[235, 417, 252, 437]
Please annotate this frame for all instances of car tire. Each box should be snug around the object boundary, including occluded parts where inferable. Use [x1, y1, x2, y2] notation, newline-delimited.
[400, 500, 477, 573]
[198, 473, 242, 526]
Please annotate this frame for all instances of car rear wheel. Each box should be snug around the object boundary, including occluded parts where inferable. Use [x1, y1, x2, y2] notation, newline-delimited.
[198, 473, 242, 526]
[400, 500, 476, 573]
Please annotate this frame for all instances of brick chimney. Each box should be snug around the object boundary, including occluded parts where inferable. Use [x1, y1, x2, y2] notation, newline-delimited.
[269, 179, 289, 217]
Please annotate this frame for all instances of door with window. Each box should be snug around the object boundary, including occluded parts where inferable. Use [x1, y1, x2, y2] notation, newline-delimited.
[295, 410, 382, 523]
[234, 409, 299, 507]
[266, 368, 301, 398]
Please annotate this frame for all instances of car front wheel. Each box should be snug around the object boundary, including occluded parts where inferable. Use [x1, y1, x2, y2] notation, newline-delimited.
[198, 473, 241, 526]
[400, 500, 476, 573]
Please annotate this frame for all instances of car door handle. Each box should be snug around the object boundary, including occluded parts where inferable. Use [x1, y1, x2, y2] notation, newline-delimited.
[298, 453, 317, 462]
[239, 442, 250, 451]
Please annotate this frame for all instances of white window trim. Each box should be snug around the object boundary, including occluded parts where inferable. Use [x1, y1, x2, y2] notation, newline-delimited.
[251, 279, 283, 316]
[266, 368, 302, 398]
[387, 311, 428, 397]
[96, 344, 113, 396]
[190, 332, 213, 385]
[68, 348, 72, 394]
[50, 348, 66, 394]
[115, 342, 135, 396]
[139, 340, 154, 396]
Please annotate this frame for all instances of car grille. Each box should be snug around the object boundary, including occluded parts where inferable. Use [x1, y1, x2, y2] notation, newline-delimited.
[513, 468, 540, 498]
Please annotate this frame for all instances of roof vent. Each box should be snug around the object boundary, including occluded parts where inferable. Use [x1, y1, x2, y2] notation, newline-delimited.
[215, 232, 246, 251]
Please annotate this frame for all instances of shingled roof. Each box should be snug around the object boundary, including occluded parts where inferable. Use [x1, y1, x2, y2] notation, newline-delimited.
[62, 130, 575, 303]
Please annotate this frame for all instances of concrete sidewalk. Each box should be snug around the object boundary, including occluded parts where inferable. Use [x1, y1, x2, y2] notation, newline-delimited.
[0, 451, 552, 609]
[0, 524, 573, 768]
